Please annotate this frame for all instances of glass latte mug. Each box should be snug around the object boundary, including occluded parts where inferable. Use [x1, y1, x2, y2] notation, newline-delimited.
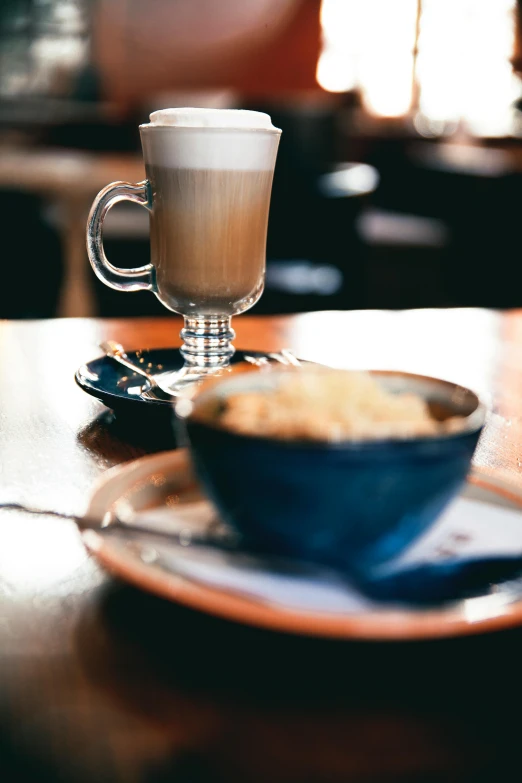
[87, 108, 281, 392]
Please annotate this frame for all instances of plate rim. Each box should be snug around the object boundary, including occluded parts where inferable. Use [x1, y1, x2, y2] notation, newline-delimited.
[84, 449, 522, 640]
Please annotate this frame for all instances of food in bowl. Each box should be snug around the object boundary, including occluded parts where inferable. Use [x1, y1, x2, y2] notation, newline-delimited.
[178, 366, 485, 575]
[196, 368, 467, 442]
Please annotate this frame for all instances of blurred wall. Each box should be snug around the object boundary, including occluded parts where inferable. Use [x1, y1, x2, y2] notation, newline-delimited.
[92, 0, 322, 110]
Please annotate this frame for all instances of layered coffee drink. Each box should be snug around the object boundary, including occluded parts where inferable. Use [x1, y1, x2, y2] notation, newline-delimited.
[146, 165, 274, 315]
[140, 109, 281, 316]
[88, 107, 280, 392]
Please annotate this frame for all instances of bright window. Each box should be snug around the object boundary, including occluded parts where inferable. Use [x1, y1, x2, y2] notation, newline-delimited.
[317, 0, 519, 136]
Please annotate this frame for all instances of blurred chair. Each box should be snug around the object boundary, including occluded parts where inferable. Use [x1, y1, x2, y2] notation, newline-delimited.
[0, 191, 61, 318]
[362, 137, 522, 309]
[0, 146, 145, 317]
[357, 208, 451, 309]
[406, 141, 522, 308]
[253, 101, 378, 314]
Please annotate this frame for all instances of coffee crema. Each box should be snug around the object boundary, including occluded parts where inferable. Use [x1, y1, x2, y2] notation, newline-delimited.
[147, 164, 274, 316]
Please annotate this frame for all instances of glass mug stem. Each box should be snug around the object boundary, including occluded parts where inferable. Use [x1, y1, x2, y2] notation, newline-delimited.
[180, 317, 235, 369]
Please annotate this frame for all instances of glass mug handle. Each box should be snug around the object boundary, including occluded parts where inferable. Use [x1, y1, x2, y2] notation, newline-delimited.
[87, 180, 153, 291]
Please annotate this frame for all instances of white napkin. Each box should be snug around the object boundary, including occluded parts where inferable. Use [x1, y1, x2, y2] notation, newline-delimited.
[125, 493, 522, 612]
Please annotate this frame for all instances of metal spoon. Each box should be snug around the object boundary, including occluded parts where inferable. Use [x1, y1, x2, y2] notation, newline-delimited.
[100, 340, 175, 400]
[244, 350, 302, 368]
[268, 349, 302, 367]
[243, 354, 271, 368]
[102, 342, 303, 403]
[0, 501, 238, 550]
[0, 503, 329, 582]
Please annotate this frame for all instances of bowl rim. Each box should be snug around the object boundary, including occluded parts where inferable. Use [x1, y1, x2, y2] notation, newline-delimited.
[177, 366, 487, 450]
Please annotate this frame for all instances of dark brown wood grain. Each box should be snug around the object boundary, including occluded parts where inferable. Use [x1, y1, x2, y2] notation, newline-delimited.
[0, 310, 521, 783]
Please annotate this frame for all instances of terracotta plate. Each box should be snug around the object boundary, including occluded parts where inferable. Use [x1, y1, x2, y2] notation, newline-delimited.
[84, 449, 522, 640]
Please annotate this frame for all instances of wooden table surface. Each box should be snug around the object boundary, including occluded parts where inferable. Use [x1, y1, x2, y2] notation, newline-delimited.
[1, 309, 522, 782]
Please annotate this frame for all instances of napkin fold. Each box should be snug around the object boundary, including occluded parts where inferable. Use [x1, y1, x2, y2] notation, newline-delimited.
[129, 493, 522, 608]
[359, 495, 522, 602]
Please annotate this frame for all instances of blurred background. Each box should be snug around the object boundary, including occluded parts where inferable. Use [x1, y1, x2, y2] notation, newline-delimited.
[2, 0, 522, 319]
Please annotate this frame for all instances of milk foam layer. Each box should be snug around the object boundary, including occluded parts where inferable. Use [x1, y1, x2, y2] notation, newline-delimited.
[146, 108, 276, 130]
[140, 108, 281, 171]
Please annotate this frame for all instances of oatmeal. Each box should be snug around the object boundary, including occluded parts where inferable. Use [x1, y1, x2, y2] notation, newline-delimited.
[207, 369, 465, 442]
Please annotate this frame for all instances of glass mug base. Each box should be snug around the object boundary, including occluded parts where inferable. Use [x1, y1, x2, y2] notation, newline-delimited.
[160, 315, 236, 395]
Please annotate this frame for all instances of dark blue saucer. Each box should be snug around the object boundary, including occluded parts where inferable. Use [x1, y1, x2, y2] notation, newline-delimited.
[75, 348, 275, 417]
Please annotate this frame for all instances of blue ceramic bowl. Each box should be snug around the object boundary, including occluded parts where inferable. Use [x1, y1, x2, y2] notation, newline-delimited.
[177, 368, 485, 577]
